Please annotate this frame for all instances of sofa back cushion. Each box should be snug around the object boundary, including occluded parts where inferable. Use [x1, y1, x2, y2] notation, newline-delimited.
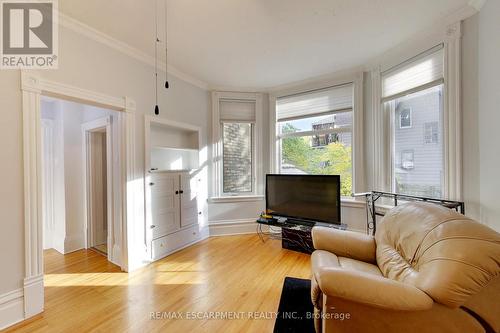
[375, 202, 500, 307]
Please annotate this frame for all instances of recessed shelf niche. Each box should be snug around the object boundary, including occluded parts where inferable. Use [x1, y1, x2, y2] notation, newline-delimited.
[146, 118, 201, 172]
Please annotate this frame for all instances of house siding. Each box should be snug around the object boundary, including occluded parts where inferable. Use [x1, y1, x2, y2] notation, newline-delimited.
[394, 86, 443, 197]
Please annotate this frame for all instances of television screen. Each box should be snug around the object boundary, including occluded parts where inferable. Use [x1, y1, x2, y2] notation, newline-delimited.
[266, 174, 341, 224]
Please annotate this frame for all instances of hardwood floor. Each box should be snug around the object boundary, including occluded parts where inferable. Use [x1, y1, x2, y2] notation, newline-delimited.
[5, 234, 311, 333]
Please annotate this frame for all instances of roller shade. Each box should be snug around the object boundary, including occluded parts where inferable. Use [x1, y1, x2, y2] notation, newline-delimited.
[382, 44, 444, 101]
[277, 84, 353, 121]
[219, 100, 256, 122]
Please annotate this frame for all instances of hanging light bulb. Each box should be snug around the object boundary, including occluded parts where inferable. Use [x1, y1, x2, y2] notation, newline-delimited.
[164, 0, 169, 89]
[154, 0, 160, 115]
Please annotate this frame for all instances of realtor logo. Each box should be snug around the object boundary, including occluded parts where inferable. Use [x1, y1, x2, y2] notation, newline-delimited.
[1, 0, 58, 69]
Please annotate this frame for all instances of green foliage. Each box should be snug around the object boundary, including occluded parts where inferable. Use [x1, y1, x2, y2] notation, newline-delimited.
[281, 124, 353, 196]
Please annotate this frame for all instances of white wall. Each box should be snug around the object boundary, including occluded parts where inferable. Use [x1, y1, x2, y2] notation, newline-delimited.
[0, 71, 24, 296]
[478, 0, 500, 231]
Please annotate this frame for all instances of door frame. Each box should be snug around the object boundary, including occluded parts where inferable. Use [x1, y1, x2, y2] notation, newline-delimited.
[20, 70, 138, 319]
[82, 117, 112, 258]
[41, 119, 55, 251]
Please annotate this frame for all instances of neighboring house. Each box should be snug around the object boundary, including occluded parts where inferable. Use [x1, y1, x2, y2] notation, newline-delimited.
[311, 113, 352, 148]
[394, 86, 443, 197]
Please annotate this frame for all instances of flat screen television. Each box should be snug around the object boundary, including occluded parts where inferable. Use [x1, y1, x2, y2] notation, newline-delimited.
[266, 174, 341, 225]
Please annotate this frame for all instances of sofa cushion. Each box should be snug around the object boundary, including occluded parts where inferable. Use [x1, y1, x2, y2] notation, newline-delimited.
[375, 202, 500, 307]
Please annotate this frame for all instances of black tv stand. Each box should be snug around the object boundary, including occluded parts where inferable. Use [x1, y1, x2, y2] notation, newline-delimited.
[256, 217, 346, 254]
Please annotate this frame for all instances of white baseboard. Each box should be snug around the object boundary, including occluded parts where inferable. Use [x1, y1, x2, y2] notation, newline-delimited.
[23, 275, 44, 319]
[208, 219, 259, 236]
[0, 289, 24, 330]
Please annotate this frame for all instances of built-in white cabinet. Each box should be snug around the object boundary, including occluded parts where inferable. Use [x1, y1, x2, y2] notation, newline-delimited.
[148, 171, 202, 260]
[149, 172, 180, 238]
[145, 116, 205, 261]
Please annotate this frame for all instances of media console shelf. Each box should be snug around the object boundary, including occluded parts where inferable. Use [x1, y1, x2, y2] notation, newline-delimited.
[256, 218, 347, 254]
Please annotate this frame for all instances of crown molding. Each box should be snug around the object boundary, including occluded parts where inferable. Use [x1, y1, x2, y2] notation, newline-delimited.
[468, 0, 487, 11]
[267, 66, 364, 96]
[58, 13, 209, 91]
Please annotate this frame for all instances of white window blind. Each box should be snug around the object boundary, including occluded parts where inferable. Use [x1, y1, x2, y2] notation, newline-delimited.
[219, 100, 256, 122]
[381, 44, 444, 101]
[276, 84, 353, 121]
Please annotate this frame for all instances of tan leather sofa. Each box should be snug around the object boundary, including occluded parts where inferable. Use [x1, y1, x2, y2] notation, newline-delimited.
[310, 202, 500, 333]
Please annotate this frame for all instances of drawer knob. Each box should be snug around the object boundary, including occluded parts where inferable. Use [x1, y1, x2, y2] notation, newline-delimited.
[150, 225, 156, 229]
[198, 212, 202, 215]
[149, 182, 155, 186]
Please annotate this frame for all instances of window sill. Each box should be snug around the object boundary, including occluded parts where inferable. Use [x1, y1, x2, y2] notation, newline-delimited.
[209, 195, 265, 203]
[341, 197, 366, 208]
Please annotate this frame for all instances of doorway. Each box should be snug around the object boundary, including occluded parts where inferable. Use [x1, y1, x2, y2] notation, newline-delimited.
[21, 72, 137, 319]
[40, 97, 117, 263]
[84, 124, 111, 256]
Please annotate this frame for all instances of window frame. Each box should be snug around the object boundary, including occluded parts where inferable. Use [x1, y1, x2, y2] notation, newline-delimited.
[269, 74, 365, 197]
[372, 25, 463, 200]
[211, 92, 263, 200]
[386, 83, 445, 198]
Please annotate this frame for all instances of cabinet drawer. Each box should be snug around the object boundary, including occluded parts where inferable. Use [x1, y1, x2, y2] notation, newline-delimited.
[151, 225, 201, 260]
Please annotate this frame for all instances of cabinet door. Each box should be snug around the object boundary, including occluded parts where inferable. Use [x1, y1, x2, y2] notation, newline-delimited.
[180, 173, 199, 228]
[150, 173, 180, 239]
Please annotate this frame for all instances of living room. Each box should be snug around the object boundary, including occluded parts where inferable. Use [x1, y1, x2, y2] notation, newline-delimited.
[0, 0, 499, 332]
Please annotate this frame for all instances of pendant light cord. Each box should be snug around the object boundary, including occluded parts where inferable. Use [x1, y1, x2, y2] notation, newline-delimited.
[154, 0, 159, 114]
[164, 0, 169, 89]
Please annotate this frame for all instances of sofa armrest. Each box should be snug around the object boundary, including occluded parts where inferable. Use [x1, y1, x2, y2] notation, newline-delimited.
[314, 267, 434, 311]
[312, 226, 376, 263]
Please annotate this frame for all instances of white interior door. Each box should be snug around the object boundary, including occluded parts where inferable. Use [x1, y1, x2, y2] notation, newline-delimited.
[180, 173, 199, 228]
[150, 173, 181, 239]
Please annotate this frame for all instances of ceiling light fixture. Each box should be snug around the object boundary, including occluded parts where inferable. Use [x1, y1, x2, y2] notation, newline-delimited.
[164, 0, 169, 89]
[154, 0, 160, 115]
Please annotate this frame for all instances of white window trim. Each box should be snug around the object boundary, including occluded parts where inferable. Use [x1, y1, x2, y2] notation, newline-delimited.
[371, 22, 462, 200]
[269, 72, 365, 197]
[211, 91, 263, 199]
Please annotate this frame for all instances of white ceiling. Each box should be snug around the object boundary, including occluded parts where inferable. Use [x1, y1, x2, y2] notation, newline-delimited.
[59, 0, 471, 90]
